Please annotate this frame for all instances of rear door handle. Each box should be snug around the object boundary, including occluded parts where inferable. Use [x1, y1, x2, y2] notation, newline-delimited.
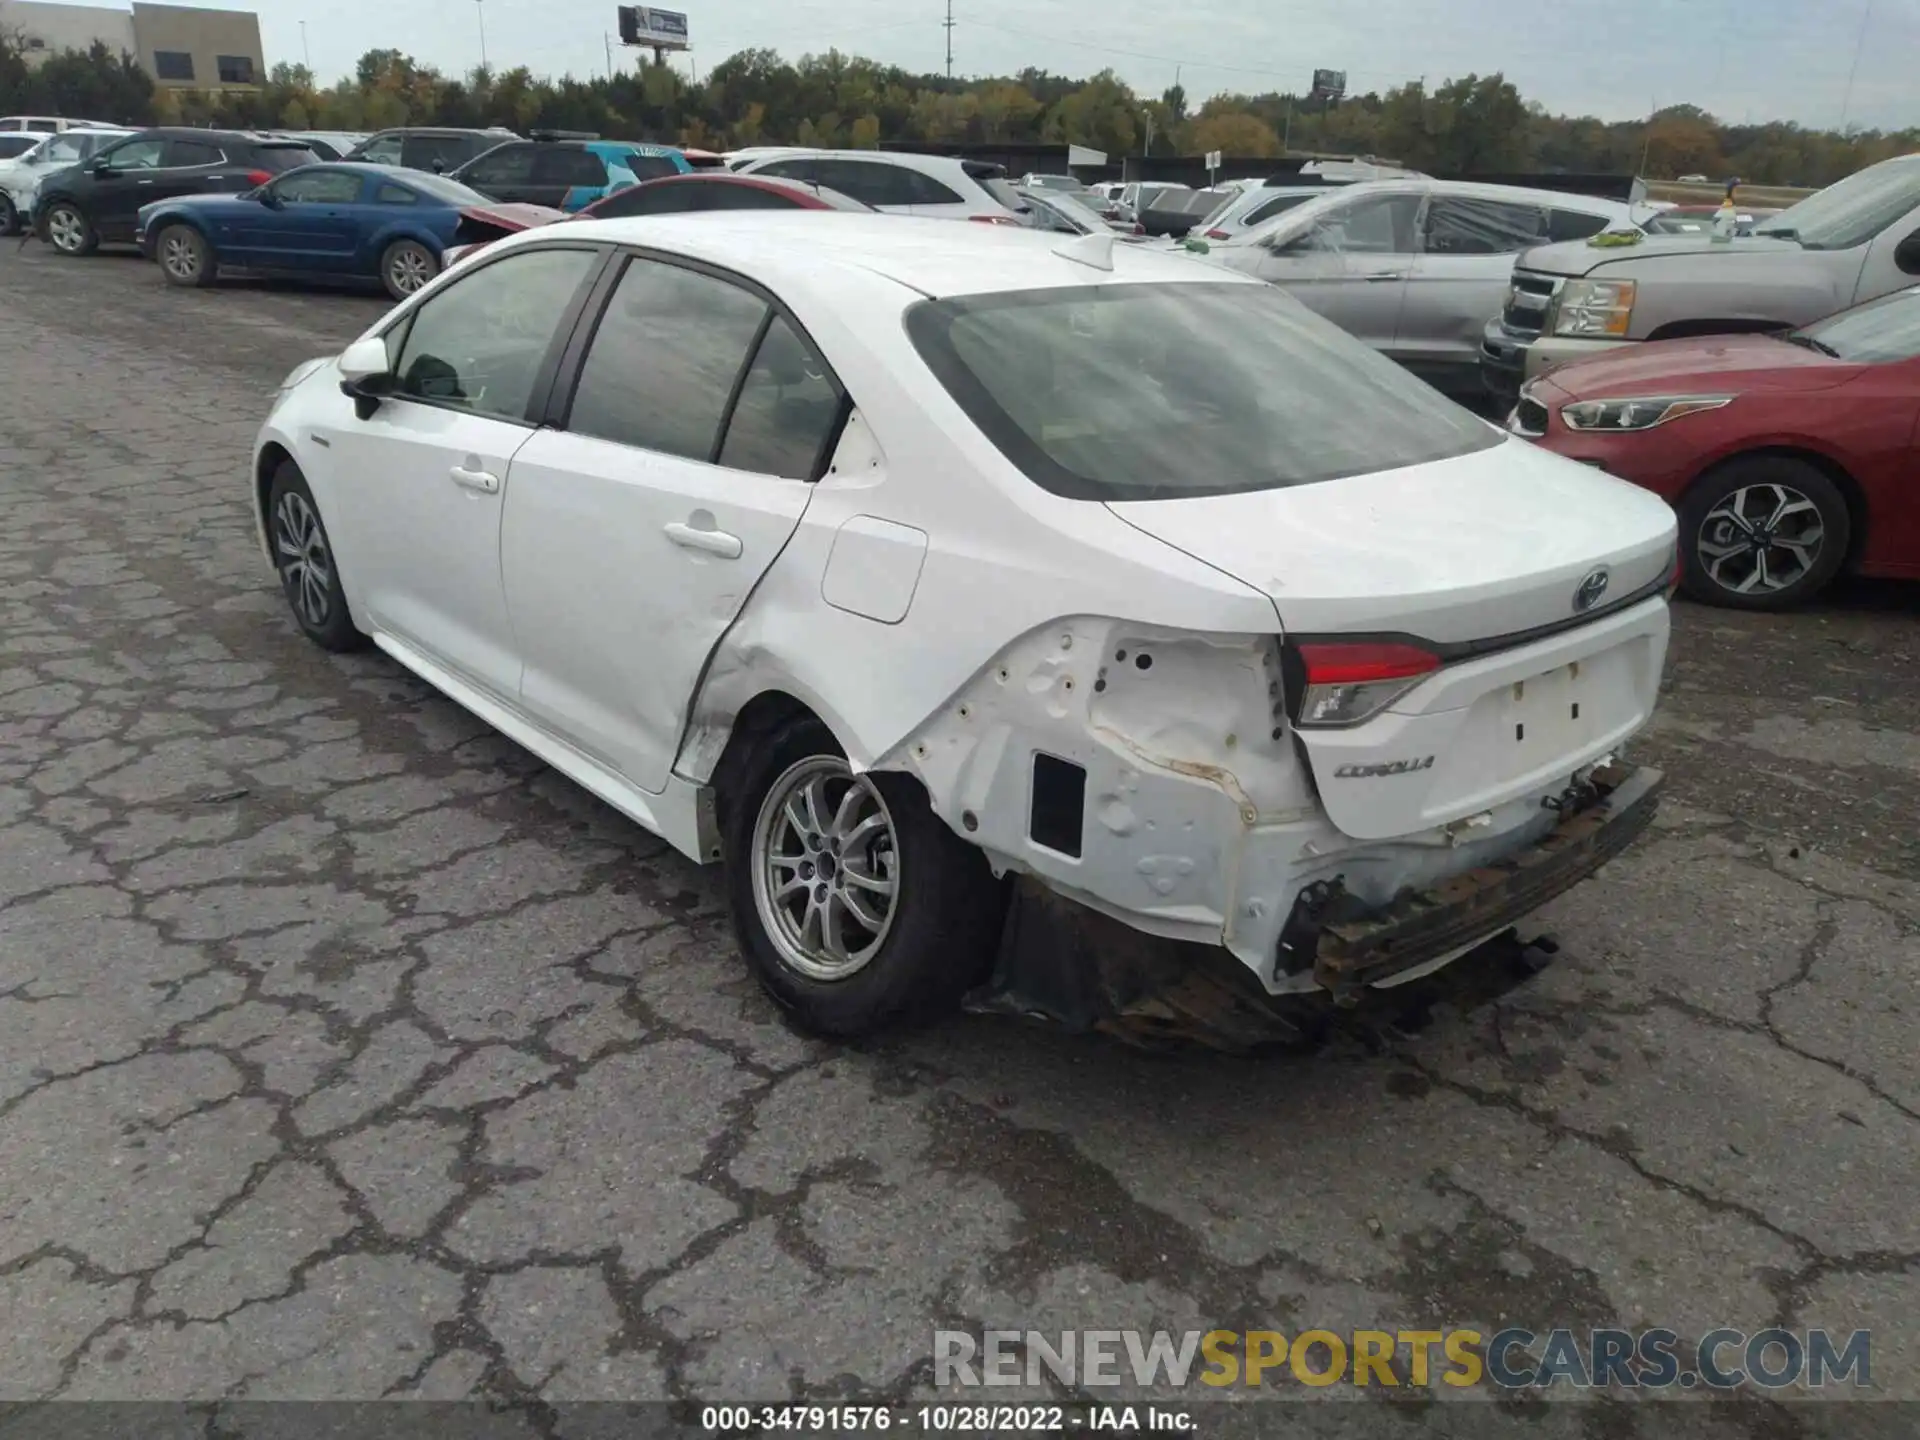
[449, 465, 500, 494]
[1363, 271, 1405, 281]
[664, 522, 742, 559]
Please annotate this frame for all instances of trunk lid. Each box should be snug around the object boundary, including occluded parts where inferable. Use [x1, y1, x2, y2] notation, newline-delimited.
[1107, 438, 1676, 839]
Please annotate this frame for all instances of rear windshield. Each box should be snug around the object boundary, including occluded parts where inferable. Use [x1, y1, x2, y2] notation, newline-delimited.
[905, 282, 1499, 502]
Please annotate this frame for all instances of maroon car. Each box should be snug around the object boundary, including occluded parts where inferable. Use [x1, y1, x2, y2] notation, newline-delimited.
[1517, 287, 1920, 609]
[443, 172, 872, 268]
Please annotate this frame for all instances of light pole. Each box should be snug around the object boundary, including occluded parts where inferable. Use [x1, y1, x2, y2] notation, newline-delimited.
[299, 19, 310, 70]
[1838, 1, 1872, 132]
[475, 0, 488, 69]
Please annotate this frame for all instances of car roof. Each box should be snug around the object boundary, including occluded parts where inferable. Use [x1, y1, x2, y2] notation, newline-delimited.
[541, 210, 1263, 300]
[746, 149, 986, 177]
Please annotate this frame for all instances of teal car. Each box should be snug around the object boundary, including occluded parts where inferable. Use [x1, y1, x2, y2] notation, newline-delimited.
[447, 137, 690, 211]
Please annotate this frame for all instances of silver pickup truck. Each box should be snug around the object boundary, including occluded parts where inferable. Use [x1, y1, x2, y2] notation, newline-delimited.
[1481, 152, 1920, 411]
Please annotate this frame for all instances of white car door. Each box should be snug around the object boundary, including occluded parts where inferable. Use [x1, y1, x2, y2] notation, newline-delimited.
[499, 253, 842, 793]
[1247, 189, 1423, 353]
[317, 243, 604, 700]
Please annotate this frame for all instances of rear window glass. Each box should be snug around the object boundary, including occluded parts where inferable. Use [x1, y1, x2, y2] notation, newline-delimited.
[905, 282, 1498, 502]
[256, 144, 321, 171]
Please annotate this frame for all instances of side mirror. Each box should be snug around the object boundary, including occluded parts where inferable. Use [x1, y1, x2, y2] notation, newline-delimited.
[337, 336, 394, 419]
[90, 157, 110, 176]
[256, 187, 282, 208]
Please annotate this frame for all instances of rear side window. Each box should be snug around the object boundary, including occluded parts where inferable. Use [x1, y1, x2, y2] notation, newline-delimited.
[565, 257, 770, 462]
[0, 135, 37, 158]
[254, 145, 320, 172]
[811, 159, 920, 208]
[391, 247, 598, 421]
[718, 316, 844, 478]
[1424, 197, 1546, 255]
[356, 135, 403, 165]
[703, 184, 804, 210]
[164, 139, 224, 168]
[464, 144, 536, 186]
[1245, 193, 1312, 226]
[905, 282, 1498, 502]
[375, 182, 419, 204]
[1546, 207, 1611, 243]
[590, 183, 698, 217]
[535, 147, 607, 187]
[621, 154, 681, 182]
[904, 170, 965, 205]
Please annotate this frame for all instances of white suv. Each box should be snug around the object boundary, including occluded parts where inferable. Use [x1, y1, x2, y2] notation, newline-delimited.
[251, 214, 1675, 1042]
[736, 150, 1021, 222]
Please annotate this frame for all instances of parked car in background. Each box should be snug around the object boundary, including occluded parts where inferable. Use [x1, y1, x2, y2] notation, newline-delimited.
[251, 211, 1674, 1039]
[0, 115, 121, 133]
[136, 162, 561, 300]
[344, 126, 520, 174]
[1514, 286, 1920, 608]
[0, 125, 133, 233]
[1482, 154, 1920, 411]
[1189, 183, 1333, 242]
[1015, 186, 1146, 238]
[722, 145, 815, 170]
[1019, 173, 1084, 193]
[1642, 205, 1780, 237]
[439, 172, 872, 269]
[1207, 179, 1640, 400]
[448, 136, 691, 210]
[34, 129, 320, 256]
[736, 150, 1020, 221]
[267, 131, 371, 161]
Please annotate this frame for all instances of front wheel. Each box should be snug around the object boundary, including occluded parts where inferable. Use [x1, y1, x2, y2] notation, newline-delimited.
[1678, 457, 1851, 610]
[380, 238, 438, 301]
[265, 460, 368, 652]
[43, 201, 97, 256]
[157, 223, 217, 287]
[723, 717, 1004, 1037]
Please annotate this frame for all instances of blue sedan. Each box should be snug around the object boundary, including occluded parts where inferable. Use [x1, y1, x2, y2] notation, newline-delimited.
[135, 162, 561, 301]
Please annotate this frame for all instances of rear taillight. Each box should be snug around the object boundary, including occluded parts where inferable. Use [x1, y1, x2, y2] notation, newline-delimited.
[970, 213, 1022, 226]
[1206, 228, 1230, 239]
[1132, 223, 1145, 235]
[1293, 642, 1442, 728]
[244, 170, 272, 187]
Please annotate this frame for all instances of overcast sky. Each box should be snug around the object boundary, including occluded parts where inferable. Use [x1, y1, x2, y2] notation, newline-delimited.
[254, 0, 1915, 131]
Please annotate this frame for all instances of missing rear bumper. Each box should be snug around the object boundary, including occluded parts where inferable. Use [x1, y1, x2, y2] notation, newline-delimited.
[1311, 761, 1661, 1002]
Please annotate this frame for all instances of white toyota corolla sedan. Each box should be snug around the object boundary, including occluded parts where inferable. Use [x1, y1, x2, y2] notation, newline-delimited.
[251, 213, 1678, 1041]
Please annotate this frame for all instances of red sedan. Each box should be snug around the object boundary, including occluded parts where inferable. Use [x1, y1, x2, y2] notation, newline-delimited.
[1517, 287, 1920, 609]
[443, 173, 872, 268]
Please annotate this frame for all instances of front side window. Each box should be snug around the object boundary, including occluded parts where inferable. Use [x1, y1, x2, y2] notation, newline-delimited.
[356, 135, 403, 165]
[565, 256, 769, 462]
[153, 50, 194, 81]
[1423, 197, 1545, 255]
[272, 169, 363, 204]
[1798, 287, 1920, 362]
[906, 281, 1499, 502]
[389, 247, 598, 421]
[39, 134, 87, 165]
[101, 138, 166, 171]
[402, 134, 474, 173]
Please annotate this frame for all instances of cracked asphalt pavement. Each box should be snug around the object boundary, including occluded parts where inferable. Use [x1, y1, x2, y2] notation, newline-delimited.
[2, 242, 1918, 1437]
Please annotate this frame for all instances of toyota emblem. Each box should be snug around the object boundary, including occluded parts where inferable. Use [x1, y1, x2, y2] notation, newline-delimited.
[1573, 567, 1611, 613]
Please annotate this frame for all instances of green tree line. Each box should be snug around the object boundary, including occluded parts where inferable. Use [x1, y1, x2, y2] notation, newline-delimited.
[3, 34, 1914, 188]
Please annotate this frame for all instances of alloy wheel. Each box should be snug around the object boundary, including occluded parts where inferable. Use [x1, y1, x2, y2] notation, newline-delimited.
[161, 231, 201, 281]
[272, 490, 333, 629]
[388, 246, 432, 294]
[47, 206, 86, 253]
[1696, 482, 1824, 596]
[750, 755, 900, 981]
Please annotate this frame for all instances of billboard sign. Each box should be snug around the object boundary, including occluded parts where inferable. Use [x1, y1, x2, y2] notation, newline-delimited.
[617, 5, 690, 50]
[1309, 67, 1346, 101]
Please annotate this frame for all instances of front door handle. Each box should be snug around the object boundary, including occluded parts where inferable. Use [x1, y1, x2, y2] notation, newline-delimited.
[449, 464, 500, 494]
[664, 521, 742, 558]
[1362, 270, 1405, 281]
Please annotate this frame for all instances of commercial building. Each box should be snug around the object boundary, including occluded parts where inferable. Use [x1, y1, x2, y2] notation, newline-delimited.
[0, 0, 264, 88]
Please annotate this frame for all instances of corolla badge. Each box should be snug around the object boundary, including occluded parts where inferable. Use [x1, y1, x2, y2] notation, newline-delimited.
[1573, 567, 1611, 613]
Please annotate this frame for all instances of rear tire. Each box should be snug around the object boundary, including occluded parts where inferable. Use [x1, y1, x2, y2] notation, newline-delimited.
[265, 460, 368, 653]
[44, 200, 97, 256]
[157, 223, 217, 287]
[0, 193, 19, 237]
[380, 238, 438, 301]
[1678, 456, 1851, 610]
[723, 716, 1004, 1038]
